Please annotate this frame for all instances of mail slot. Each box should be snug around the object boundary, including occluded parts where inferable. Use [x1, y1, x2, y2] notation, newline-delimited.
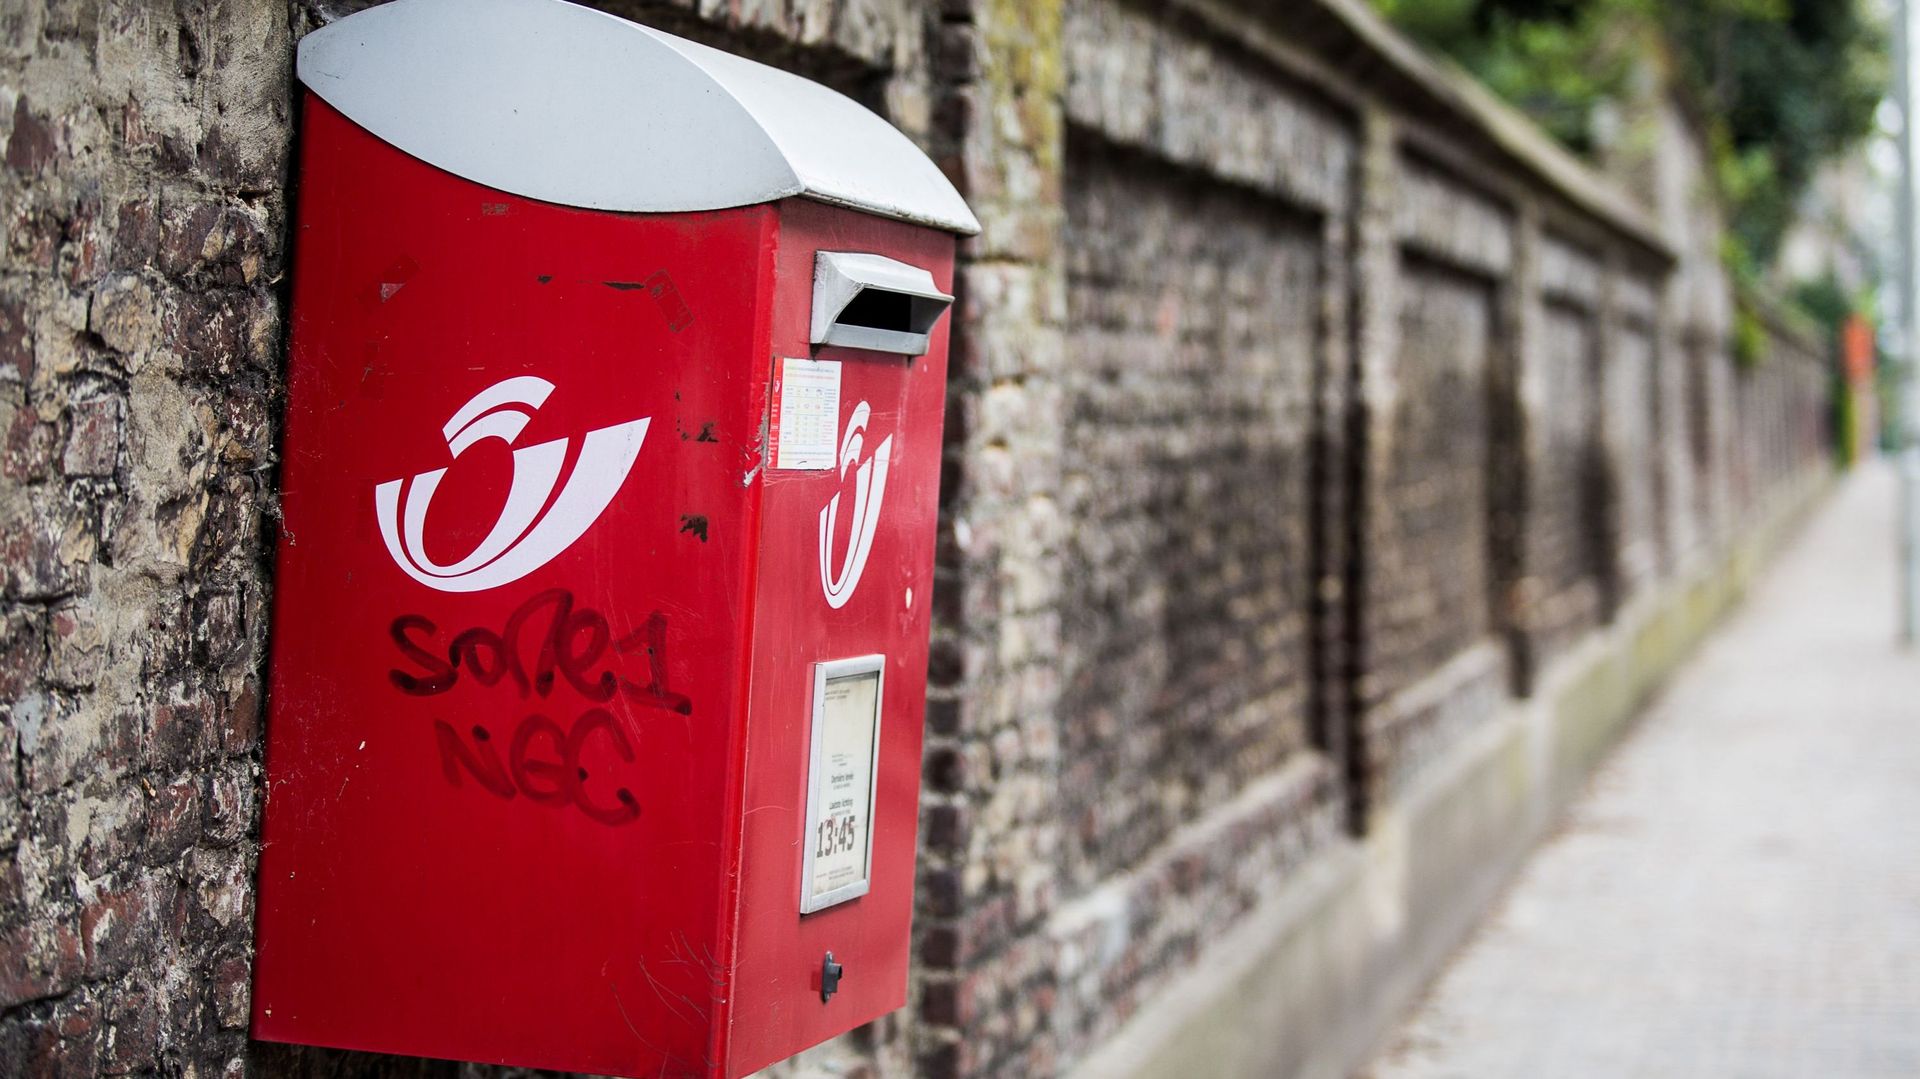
[250, 1, 977, 1075]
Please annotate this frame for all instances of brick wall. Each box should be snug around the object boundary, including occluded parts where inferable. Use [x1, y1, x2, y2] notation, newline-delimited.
[1519, 234, 1608, 669]
[1606, 281, 1661, 597]
[1361, 256, 1500, 799]
[1059, 140, 1323, 888]
[1528, 297, 1607, 660]
[0, 1, 1838, 1078]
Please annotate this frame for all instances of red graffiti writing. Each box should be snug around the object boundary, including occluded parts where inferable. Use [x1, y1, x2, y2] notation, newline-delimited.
[386, 589, 693, 826]
[388, 588, 691, 714]
[433, 709, 641, 827]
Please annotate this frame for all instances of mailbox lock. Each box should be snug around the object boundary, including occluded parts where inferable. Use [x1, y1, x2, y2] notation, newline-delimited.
[820, 951, 845, 1003]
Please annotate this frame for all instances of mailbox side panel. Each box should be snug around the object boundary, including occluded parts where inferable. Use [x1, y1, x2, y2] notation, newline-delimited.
[724, 200, 956, 1075]
[254, 98, 773, 1077]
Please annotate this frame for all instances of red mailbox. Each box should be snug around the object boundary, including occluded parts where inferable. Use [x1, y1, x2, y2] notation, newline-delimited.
[251, 1, 977, 1075]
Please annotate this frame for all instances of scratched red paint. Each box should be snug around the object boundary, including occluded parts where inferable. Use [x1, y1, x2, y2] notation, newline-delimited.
[253, 96, 955, 1078]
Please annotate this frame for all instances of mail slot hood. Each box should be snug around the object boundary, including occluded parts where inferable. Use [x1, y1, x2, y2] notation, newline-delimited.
[296, 0, 981, 235]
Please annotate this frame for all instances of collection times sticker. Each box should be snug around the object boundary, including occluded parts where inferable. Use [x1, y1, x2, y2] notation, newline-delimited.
[770, 357, 840, 471]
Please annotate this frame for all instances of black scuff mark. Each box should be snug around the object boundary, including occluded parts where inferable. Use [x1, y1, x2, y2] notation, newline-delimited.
[536, 274, 552, 284]
[678, 515, 709, 543]
[603, 280, 647, 291]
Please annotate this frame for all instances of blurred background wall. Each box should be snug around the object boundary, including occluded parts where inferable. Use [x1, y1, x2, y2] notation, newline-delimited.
[0, 1, 1847, 1077]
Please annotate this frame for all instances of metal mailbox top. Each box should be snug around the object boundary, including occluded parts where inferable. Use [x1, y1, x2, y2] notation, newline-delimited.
[295, 0, 980, 235]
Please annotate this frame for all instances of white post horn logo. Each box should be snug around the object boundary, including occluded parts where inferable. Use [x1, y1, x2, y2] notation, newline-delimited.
[374, 376, 649, 593]
[818, 401, 892, 609]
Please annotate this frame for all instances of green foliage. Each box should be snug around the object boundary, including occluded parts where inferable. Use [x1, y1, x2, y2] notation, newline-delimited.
[1374, 0, 1643, 151]
[1373, 0, 1888, 271]
[1834, 367, 1861, 465]
[1790, 270, 1857, 344]
[1732, 305, 1770, 368]
[1664, 0, 1888, 266]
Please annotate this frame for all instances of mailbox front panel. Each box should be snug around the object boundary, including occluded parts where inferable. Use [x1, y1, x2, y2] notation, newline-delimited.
[254, 99, 775, 1075]
[725, 200, 955, 1074]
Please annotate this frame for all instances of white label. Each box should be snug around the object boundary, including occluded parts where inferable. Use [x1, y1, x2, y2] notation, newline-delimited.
[801, 656, 884, 913]
[772, 357, 840, 471]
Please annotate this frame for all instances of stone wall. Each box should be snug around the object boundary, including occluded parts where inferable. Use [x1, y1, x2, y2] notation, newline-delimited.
[0, 1, 1836, 1078]
[0, 2, 294, 1074]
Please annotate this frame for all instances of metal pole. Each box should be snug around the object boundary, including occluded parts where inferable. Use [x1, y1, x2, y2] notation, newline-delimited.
[1896, 0, 1920, 645]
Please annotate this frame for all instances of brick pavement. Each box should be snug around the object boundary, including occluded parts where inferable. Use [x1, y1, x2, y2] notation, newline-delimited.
[1367, 460, 1920, 1078]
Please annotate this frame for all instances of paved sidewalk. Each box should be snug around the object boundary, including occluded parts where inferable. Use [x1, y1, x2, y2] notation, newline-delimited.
[1366, 462, 1920, 1079]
